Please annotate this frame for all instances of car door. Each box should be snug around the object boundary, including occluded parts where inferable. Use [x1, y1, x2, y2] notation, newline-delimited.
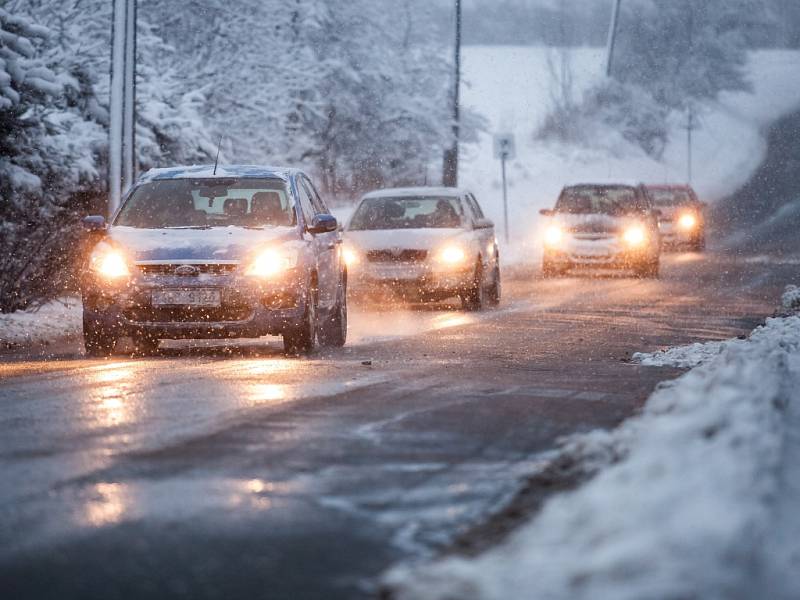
[466, 193, 496, 271]
[300, 176, 338, 309]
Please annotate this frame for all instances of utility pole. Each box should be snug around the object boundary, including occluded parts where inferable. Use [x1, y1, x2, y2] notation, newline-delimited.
[606, 0, 622, 77]
[686, 1, 694, 184]
[108, 0, 137, 217]
[442, 0, 461, 188]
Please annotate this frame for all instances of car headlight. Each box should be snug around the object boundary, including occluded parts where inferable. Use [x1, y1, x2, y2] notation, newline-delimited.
[342, 246, 360, 267]
[678, 213, 697, 230]
[544, 225, 563, 247]
[90, 244, 130, 279]
[246, 246, 299, 278]
[437, 245, 466, 265]
[623, 225, 647, 247]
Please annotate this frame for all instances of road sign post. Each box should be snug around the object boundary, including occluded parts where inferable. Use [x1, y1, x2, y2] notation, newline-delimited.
[493, 134, 515, 244]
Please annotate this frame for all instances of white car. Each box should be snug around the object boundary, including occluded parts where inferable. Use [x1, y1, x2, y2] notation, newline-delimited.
[343, 187, 500, 309]
[540, 183, 662, 278]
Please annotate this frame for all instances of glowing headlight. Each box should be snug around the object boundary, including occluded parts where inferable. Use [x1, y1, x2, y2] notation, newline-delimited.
[623, 225, 647, 247]
[90, 245, 130, 279]
[678, 213, 697, 230]
[438, 245, 466, 264]
[342, 247, 359, 267]
[246, 247, 299, 278]
[544, 225, 563, 247]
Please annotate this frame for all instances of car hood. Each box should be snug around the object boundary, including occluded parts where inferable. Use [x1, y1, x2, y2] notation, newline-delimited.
[108, 226, 298, 262]
[556, 213, 631, 234]
[344, 228, 466, 251]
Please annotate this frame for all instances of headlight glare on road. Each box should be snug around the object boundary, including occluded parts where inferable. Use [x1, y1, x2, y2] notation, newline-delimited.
[544, 225, 563, 247]
[623, 225, 647, 247]
[678, 213, 697, 230]
[438, 245, 466, 265]
[246, 247, 299, 278]
[90, 245, 130, 280]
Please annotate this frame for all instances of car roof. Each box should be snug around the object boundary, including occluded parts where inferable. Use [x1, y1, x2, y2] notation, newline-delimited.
[361, 186, 469, 200]
[645, 184, 696, 191]
[564, 180, 642, 189]
[137, 164, 303, 184]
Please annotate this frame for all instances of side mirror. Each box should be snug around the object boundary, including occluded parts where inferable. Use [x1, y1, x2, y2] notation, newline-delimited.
[82, 215, 107, 233]
[473, 218, 494, 230]
[539, 208, 555, 217]
[308, 214, 338, 234]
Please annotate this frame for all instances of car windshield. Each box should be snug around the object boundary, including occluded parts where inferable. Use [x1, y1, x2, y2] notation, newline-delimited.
[348, 196, 464, 230]
[648, 188, 694, 206]
[556, 186, 645, 215]
[115, 178, 296, 229]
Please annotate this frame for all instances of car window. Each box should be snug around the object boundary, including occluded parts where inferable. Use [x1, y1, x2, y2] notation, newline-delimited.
[115, 178, 296, 228]
[556, 186, 645, 216]
[647, 188, 695, 206]
[296, 178, 316, 225]
[466, 193, 485, 219]
[349, 196, 464, 230]
[303, 178, 330, 215]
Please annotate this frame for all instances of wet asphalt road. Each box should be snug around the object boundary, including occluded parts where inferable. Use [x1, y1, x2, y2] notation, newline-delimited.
[0, 252, 794, 599]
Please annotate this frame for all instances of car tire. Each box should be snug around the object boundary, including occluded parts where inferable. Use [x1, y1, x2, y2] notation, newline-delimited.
[487, 262, 501, 307]
[283, 287, 318, 356]
[692, 236, 706, 252]
[83, 317, 116, 358]
[318, 281, 347, 348]
[132, 334, 160, 356]
[542, 260, 563, 278]
[461, 261, 486, 311]
[635, 259, 660, 279]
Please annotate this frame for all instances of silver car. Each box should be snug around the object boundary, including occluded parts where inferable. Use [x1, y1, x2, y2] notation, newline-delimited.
[540, 183, 662, 278]
[343, 187, 500, 309]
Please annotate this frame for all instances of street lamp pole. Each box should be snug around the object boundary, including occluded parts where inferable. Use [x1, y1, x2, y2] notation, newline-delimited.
[606, 0, 622, 77]
[442, 0, 461, 187]
[108, 0, 137, 217]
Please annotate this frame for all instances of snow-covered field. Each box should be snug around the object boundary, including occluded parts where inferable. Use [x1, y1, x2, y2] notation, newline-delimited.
[460, 47, 800, 262]
[0, 297, 81, 347]
[387, 311, 800, 599]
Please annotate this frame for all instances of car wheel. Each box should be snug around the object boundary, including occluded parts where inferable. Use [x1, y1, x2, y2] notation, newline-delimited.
[131, 334, 160, 356]
[83, 317, 116, 358]
[461, 261, 486, 311]
[318, 280, 347, 348]
[692, 236, 706, 252]
[283, 287, 318, 356]
[542, 260, 563, 278]
[487, 262, 501, 307]
[635, 259, 660, 279]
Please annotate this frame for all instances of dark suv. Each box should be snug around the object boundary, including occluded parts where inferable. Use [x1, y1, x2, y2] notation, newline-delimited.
[81, 165, 347, 356]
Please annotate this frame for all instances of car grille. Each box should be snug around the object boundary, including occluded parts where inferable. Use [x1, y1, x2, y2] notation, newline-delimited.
[124, 305, 252, 323]
[366, 249, 428, 263]
[572, 233, 615, 241]
[137, 263, 239, 276]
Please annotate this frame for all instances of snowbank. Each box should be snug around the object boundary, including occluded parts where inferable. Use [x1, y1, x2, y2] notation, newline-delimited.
[0, 297, 82, 347]
[782, 285, 800, 312]
[387, 315, 800, 599]
[632, 339, 744, 368]
[460, 47, 800, 263]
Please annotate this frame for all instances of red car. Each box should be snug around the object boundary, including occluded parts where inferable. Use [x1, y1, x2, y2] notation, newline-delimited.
[645, 185, 706, 251]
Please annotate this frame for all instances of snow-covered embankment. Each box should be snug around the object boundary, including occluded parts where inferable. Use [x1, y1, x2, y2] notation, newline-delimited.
[387, 303, 800, 599]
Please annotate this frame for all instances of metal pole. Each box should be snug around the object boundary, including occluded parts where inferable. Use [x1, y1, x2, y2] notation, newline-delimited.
[442, 0, 461, 187]
[606, 0, 622, 77]
[687, 106, 693, 184]
[501, 152, 509, 244]
[121, 0, 137, 196]
[108, 0, 126, 217]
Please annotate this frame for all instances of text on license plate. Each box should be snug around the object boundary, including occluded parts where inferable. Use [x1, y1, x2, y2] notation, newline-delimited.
[151, 289, 221, 307]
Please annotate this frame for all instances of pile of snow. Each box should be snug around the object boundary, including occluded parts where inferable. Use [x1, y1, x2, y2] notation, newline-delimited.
[460, 47, 800, 263]
[782, 285, 800, 312]
[632, 339, 744, 368]
[387, 315, 800, 599]
[0, 297, 82, 347]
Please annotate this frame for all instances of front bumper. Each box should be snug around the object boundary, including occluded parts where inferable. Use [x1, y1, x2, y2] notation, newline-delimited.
[659, 222, 703, 246]
[544, 237, 654, 269]
[82, 269, 307, 339]
[349, 261, 472, 298]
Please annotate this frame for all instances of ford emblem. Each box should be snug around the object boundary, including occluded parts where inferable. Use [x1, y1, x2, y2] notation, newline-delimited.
[174, 264, 200, 276]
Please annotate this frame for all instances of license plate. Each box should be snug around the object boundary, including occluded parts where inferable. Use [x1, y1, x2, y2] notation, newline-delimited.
[151, 289, 221, 307]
